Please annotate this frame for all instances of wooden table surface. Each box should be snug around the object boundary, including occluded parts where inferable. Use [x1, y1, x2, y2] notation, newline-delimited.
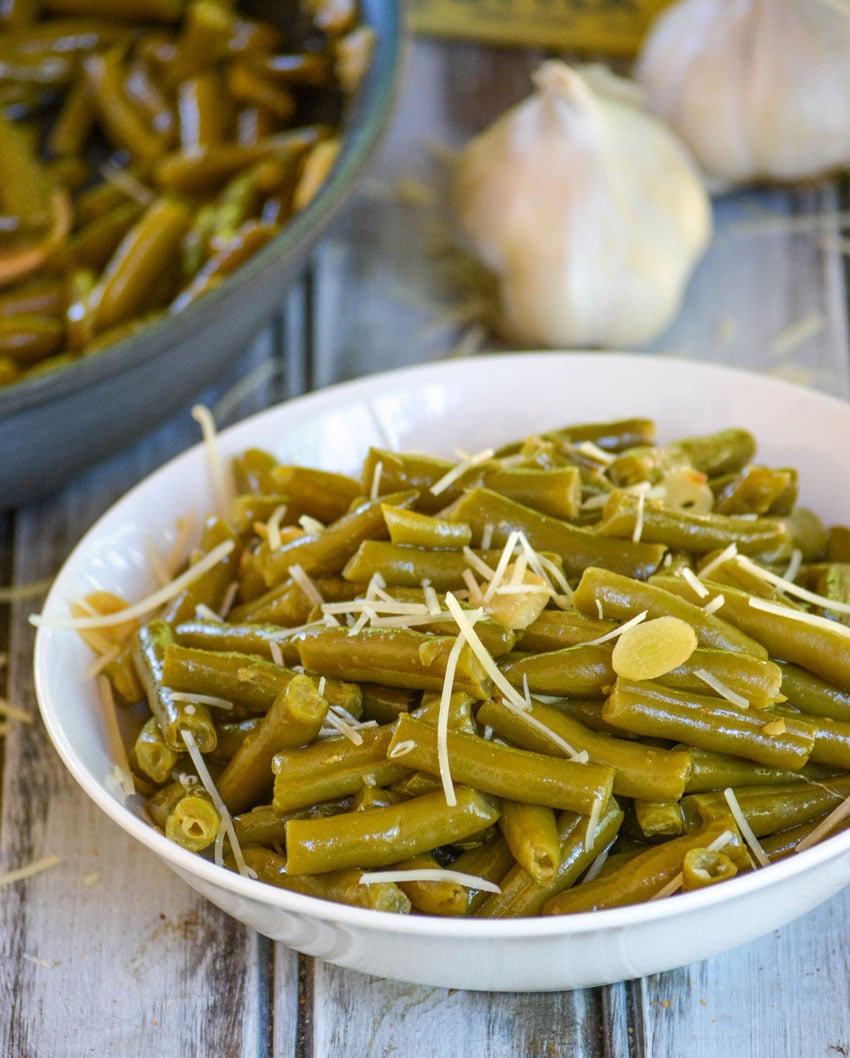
[3, 32, 850, 1058]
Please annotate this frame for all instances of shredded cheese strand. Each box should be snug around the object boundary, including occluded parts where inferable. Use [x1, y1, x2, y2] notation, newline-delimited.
[436, 629, 467, 807]
[795, 794, 850, 853]
[723, 788, 770, 867]
[181, 730, 254, 879]
[30, 540, 235, 630]
[430, 447, 494, 497]
[698, 544, 738, 580]
[358, 868, 501, 893]
[649, 830, 734, 900]
[97, 676, 135, 799]
[191, 404, 231, 520]
[747, 596, 850, 640]
[693, 669, 750, 710]
[288, 563, 324, 608]
[444, 593, 527, 712]
[680, 567, 709, 599]
[736, 553, 850, 615]
[0, 855, 61, 887]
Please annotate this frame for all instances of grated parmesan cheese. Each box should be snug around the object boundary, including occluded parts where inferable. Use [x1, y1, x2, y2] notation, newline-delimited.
[723, 787, 770, 867]
[170, 691, 233, 710]
[30, 540, 235, 630]
[288, 563, 324, 608]
[698, 544, 738, 581]
[191, 404, 231, 520]
[632, 489, 647, 544]
[736, 553, 850, 615]
[702, 594, 726, 616]
[584, 796, 604, 853]
[680, 567, 709, 599]
[265, 504, 288, 551]
[370, 459, 383, 500]
[181, 730, 255, 879]
[0, 854, 61, 887]
[693, 669, 750, 710]
[97, 676, 135, 800]
[358, 868, 501, 893]
[429, 446, 494, 497]
[748, 596, 850, 640]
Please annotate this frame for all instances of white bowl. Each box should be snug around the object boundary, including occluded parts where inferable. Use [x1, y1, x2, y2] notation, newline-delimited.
[33, 352, 850, 992]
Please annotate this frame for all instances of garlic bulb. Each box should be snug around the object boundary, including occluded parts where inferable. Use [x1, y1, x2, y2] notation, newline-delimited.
[636, 0, 850, 187]
[450, 61, 712, 350]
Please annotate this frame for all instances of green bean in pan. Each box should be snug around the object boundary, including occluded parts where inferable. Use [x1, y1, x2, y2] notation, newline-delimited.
[682, 745, 835, 794]
[447, 836, 516, 914]
[517, 609, 618, 652]
[476, 697, 693, 803]
[284, 786, 501, 875]
[607, 428, 756, 487]
[656, 647, 782, 709]
[388, 853, 472, 917]
[475, 798, 624, 918]
[387, 713, 615, 815]
[133, 714, 184, 784]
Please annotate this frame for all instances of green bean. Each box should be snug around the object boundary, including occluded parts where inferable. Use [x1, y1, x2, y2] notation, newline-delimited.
[165, 789, 220, 852]
[132, 620, 217, 754]
[272, 724, 409, 813]
[778, 661, 850, 722]
[217, 673, 329, 813]
[603, 678, 814, 771]
[358, 684, 418, 726]
[232, 797, 352, 848]
[448, 836, 516, 913]
[681, 847, 738, 890]
[608, 429, 756, 487]
[760, 812, 850, 861]
[341, 540, 506, 593]
[498, 799, 561, 884]
[517, 609, 618, 652]
[573, 566, 767, 656]
[266, 464, 364, 522]
[682, 745, 835, 793]
[633, 799, 684, 838]
[145, 780, 188, 829]
[175, 618, 301, 660]
[101, 641, 144, 704]
[52, 200, 144, 272]
[382, 504, 472, 550]
[162, 642, 295, 711]
[387, 853, 471, 916]
[254, 490, 417, 588]
[228, 574, 360, 626]
[241, 845, 412, 913]
[387, 713, 615, 815]
[498, 643, 614, 698]
[654, 574, 850, 693]
[681, 775, 850, 837]
[133, 714, 183, 784]
[89, 196, 191, 333]
[658, 647, 783, 709]
[712, 464, 797, 516]
[296, 626, 492, 698]
[413, 690, 477, 734]
[772, 706, 850, 771]
[596, 489, 791, 557]
[476, 697, 693, 802]
[284, 786, 501, 874]
[476, 799, 624, 918]
[446, 487, 667, 580]
[542, 814, 748, 914]
[83, 48, 166, 167]
[0, 315, 64, 365]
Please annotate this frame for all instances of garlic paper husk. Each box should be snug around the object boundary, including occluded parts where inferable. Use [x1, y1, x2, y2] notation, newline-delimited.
[450, 61, 712, 350]
[636, 0, 850, 188]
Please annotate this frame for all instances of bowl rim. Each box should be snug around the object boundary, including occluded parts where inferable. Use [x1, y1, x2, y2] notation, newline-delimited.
[0, 0, 406, 417]
[33, 350, 850, 943]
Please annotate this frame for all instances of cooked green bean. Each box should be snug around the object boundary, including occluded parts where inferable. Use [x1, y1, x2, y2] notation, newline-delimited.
[387, 713, 615, 815]
[498, 642, 614, 697]
[476, 697, 693, 802]
[681, 847, 738, 890]
[603, 678, 814, 771]
[272, 723, 409, 813]
[542, 814, 748, 914]
[475, 798, 624, 918]
[284, 786, 500, 874]
[165, 789, 220, 852]
[217, 673, 329, 813]
[241, 845, 412, 912]
[498, 799, 561, 884]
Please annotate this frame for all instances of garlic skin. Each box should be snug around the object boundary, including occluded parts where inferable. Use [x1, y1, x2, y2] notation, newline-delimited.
[636, 0, 850, 187]
[450, 61, 712, 350]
